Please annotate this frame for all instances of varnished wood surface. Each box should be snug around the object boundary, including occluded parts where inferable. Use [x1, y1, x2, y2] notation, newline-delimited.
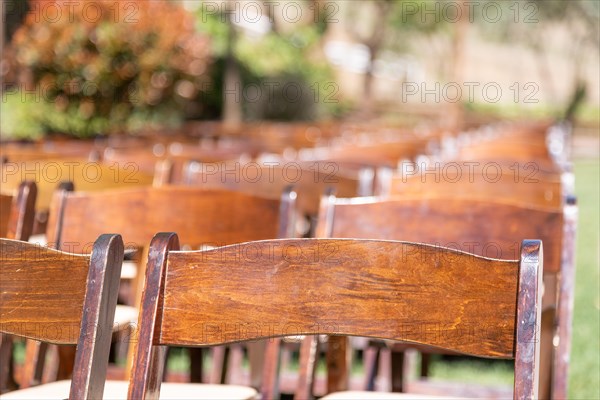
[0, 193, 12, 238]
[184, 161, 371, 216]
[159, 238, 519, 358]
[0, 239, 90, 344]
[46, 185, 287, 253]
[1, 158, 153, 211]
[377, 165, 563, 209]
[319, 196, 563, 273]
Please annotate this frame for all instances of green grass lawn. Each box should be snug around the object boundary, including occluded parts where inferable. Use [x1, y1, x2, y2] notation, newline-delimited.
[568, 158, 600, 399]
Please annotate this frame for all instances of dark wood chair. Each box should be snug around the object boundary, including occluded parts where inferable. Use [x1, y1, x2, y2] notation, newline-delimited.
[0, 181, 37, 393]
[44, 184, 296, 386]
[0, 234, 124, 400]
[128, 233, 543, 400]
[313, 193, 577, 399]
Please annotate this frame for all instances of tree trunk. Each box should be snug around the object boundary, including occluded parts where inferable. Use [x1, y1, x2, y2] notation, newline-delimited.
[222, 3, 242, 133]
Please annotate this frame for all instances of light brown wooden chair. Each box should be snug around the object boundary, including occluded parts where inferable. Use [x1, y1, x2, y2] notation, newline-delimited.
[1, 158, 153, 235]
[43, 184, 296, 386]
[376, 162, 563, 209]
[183, 160, 372, 235]
[127, 233, 543, 400]
[0, 234, 124, 400]
[0, 181, 37, 393]
[312, 193, 577, 399]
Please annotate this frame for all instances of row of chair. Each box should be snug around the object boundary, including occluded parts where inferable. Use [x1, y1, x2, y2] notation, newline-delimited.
[1, 177, 573, 399]
[0, 119, 576, 399]
[1, 196, 543, 400]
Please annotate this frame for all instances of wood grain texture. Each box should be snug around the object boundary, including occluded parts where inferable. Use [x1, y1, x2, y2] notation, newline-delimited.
[0, 234, 123, 400]
[184, 161, 371, 216]
[0, 181, 37, 392]
[46, 185, 288, 253]
[0, 239, 90, 344]
[318, 196, 563, 273]
[0, 193, 11, 238]
[377, 165, 563, 209]
[1, 158, 153, 211]
[159, 238, 519, 358]
[316, 194, 562, 397]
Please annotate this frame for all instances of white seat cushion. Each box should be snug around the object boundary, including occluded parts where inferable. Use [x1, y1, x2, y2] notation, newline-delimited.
[1, 380, 257, 399]
[112, 305, 138, 331]
[321, 391, 456, 400]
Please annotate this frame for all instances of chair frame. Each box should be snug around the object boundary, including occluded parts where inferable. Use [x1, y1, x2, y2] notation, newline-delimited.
[0, 234, 124, 399]
[128, 233, 542, 400]
[0, 181, 37, 393]
[312, 191, 576, 399]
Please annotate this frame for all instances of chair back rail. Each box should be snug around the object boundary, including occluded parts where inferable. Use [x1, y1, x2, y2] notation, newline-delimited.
[0, 235, 124, 400]
[128, 234, 542, 400]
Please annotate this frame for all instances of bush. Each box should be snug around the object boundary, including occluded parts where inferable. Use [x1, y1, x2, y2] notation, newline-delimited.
[2, 0, 211, 139]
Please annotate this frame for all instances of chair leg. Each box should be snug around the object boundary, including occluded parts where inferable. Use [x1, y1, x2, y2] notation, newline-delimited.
[538, 309, 555, 399]
[420, 353, 431, 377]
[363, 346, 380, 391]
[20, 340, 47, 388]
[261, 338, 281, 400]
[390, 349, 405, 392]
[209, 346, 229, 384]
[189, 348, 204, 383]
[296, 336, 319, 400]
[56, 345, 76, 380]
[0, 335, 18, 393]
[247, 341, 266, 388]
[326, 336, 350, 393]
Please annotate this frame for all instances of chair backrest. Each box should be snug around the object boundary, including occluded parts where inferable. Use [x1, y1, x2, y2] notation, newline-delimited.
[183, 161, 372, 217]
[316, 193, 564, 273]
[46, 185, 295, 254]
[0, 234, 124, 400]
[376, 163, 563, 208]
[128, 233, 542, 400]
[1, 158, 153, 212]
[0, 181, 37, 240]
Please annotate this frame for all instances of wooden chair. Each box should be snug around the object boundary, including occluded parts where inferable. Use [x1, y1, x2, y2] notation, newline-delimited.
[376, 162, 563, 209]
[1, 158, 153, 235]
[0, 234, 124, 400]
[128, 233, 543, 400]
[183, 160, 372, 233]
[313, 193, 577, 399]
[44, 184, 296, 386]
[0, 181, 37, 393]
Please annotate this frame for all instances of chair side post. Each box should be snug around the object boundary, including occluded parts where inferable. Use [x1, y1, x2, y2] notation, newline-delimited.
[277, 185, 297, 239]
[552, 196, 578, 398]
[7, 181, 37, 241]
[128, 232, 180, 400]
[69, 234, 124, 400]
[515, 239, 543, 400]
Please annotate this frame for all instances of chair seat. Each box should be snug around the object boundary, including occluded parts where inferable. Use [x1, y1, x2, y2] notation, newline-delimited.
[321, 391, 456, 400]
[121, 261, 137, 280]
[1, 380, 257, 399]
[113, 305, 138, 331]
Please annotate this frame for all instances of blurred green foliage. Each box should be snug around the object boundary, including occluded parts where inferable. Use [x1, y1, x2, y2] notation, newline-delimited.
[1, 0, 211, 140]
[194, 1, 339, 121]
